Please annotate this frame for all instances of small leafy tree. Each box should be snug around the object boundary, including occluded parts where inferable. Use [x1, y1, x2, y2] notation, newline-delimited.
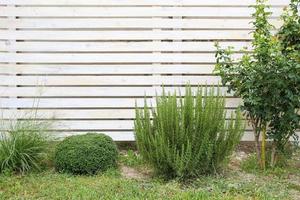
[215, 0, 300, 168]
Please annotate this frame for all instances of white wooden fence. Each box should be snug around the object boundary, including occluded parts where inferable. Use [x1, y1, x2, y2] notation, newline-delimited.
[0, 0, 293, 141]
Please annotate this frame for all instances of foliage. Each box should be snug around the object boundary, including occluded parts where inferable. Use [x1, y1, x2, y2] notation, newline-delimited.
[241, 152, 286, 174]
[241, 149, 299, 177]
[0, 119, 50, 174]
[277, 0, 300, 61]
[241, 153, 261, 173]
[270, 0, 300, 156]
[134, 86, 244, 179]
[54, 133, 118, 175]
[215, 0, 300, 168]
[119, 150, 144, 167]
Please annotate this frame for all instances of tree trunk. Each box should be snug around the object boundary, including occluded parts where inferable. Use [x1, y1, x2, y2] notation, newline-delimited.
[270, 142, 277, 168]
[254, 132, 262, 168]
[261, 126, 266, 170]
[251, 117, 262, 168]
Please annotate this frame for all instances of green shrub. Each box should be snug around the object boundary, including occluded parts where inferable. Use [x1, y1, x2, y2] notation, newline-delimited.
[134, 86, 244, 179]
[54, 133, 118, 175]
[0, 120, 50, 174]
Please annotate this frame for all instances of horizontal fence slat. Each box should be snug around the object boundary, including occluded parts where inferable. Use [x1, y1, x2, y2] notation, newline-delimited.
[0, 7, 283, 17]
[0, 64, 215, 75]
[0, 53, 242, 63]
[0, 30, 253, 40]
[0, 98, 241, 108]
[0, 108, 238, 119]
[1, 109, 137, 119]
[53, 131, 299, 142]
[62, 132, 135, 142]
[0, 119, 252, 130]
[0, 18, 282, 29]
[0, 86, 233, 97]
[6, 120, 300, 135]
[0, 0, 290, 6]
[0, 75, 221, 86]
[0, 41, 251, 52]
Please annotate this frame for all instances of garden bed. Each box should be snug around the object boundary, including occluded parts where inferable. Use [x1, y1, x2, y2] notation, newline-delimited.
[0, 150, 299, 200]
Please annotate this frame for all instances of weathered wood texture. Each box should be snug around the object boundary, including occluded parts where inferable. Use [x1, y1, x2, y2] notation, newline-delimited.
[0, 0, 293, 141]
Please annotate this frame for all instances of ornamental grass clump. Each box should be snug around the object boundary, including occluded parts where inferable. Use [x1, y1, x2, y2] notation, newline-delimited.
[134, 86, 244, 179]
[0, 119, 50, 174]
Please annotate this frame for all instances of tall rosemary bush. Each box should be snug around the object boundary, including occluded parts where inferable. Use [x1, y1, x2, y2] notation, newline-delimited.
[134, 86, 244, 179]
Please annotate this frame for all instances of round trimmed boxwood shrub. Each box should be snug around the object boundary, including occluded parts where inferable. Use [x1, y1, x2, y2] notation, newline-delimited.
[54, 133, 118, 175]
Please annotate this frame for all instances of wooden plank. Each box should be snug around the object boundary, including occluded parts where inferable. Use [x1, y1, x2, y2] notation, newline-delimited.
[0, 64, 216, 75]
[0, 30, 253, 40]
[0, 41, 252, 52]
[0, 86, 233, 97]
[0, 108, 239, 119]
[11, 119, 296, 140]
[54, 131, 140, 141]
[0, 98, 241, 108]
[0, 18, 283, 29]
[0, 0, 290, 6]
[0, 7, 283, 17]
[54, 131, 136, 141]
[52, 131, 300, 142]
[54, 131, 238, 141]
[0, 119, 252, 130]
[51, 120, 134, 130]
[1, 109, 138, 119]
[0, 75, 222, 86]
[0, 53, 243, 63]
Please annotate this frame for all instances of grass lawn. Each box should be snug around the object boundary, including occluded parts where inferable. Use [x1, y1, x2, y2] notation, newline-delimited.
[0, 150, 299, 200]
